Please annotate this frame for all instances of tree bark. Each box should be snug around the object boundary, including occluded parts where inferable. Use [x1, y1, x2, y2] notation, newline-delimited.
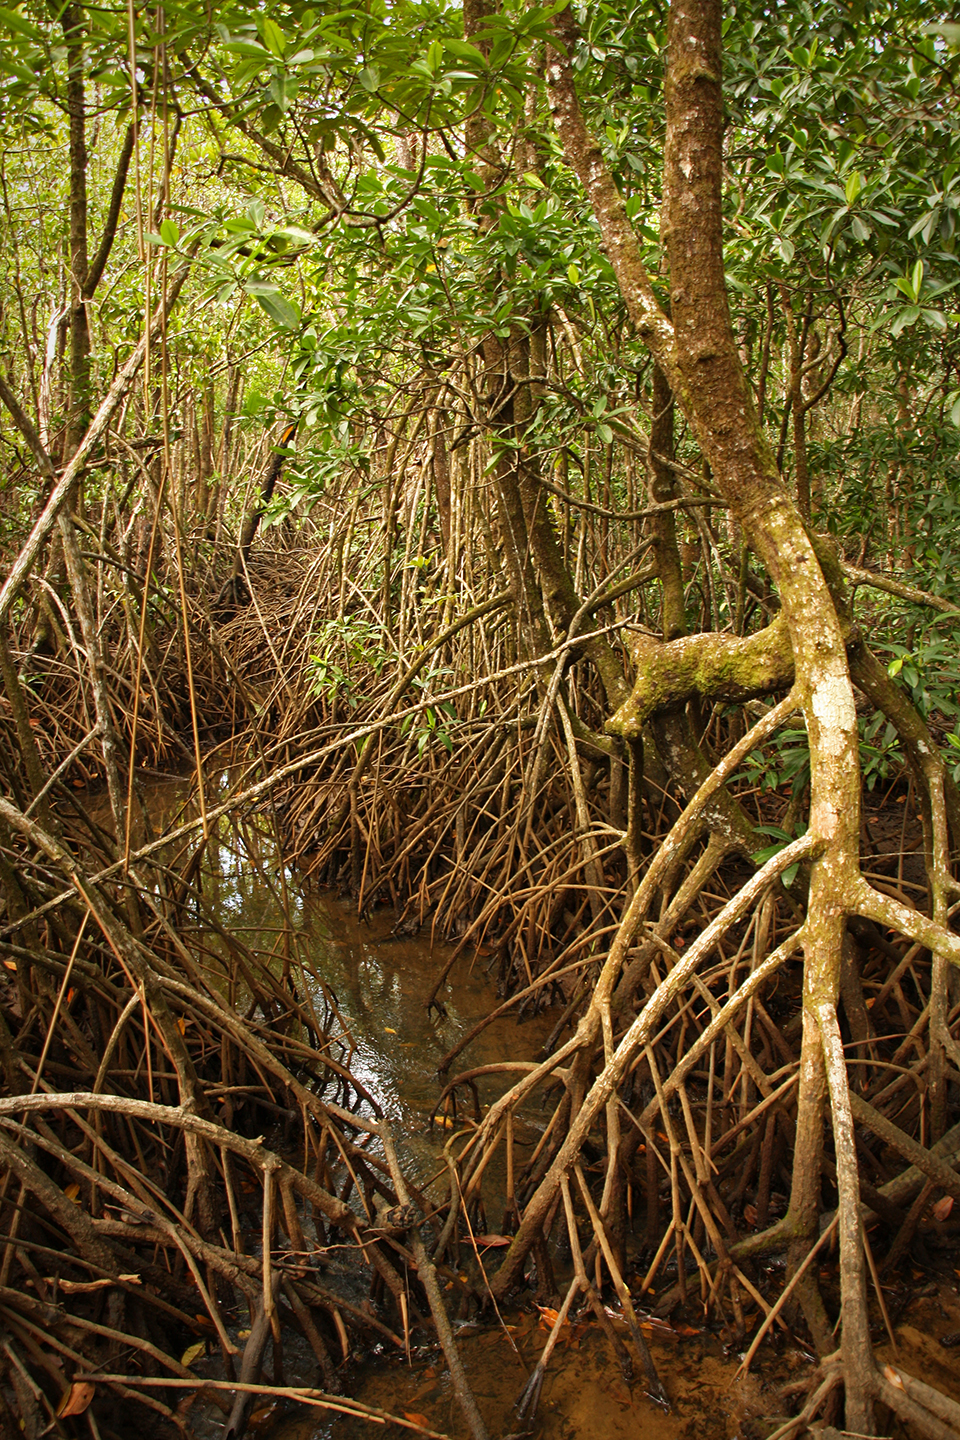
[545, 5, 873, 1423]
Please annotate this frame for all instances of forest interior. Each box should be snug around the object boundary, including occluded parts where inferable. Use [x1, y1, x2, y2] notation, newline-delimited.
[2, 0, 960, 1436]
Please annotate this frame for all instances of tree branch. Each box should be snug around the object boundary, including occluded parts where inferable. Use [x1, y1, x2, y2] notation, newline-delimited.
[84, 121, 136, 297]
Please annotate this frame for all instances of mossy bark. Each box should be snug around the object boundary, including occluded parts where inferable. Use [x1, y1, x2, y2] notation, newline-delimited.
[609, 613, 794, 737]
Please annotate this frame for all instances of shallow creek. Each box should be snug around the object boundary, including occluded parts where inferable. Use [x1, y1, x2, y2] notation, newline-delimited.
[130, 773, 959, 1440]
[130, 774, 795, 1439]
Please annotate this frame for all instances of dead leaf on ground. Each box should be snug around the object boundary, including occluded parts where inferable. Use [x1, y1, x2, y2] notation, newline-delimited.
[181, 1341, 206, 1367]
[57, 1382, 95, 1417]
[536, 1305, 566, 1331]
[638, 1316, 682, 1341]
[248, 1404, 278, 1430]
[402, 1413, 431, 1429]
[932, 1195, 954, 1222]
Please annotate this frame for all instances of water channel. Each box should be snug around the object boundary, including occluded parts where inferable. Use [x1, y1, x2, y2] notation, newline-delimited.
[134, 774, 829, 1440]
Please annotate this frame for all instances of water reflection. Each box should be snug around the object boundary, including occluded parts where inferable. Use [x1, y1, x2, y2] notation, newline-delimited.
[137, 770, 553, 1187]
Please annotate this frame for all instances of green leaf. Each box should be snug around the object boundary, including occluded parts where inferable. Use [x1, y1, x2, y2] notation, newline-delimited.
[222, 39, 268, 58]
[258, 16, 286, 58]
[425, 38, 443, 74]
[911, 257, 924, 297]
[567, 262, 580, 285]
[844, 170, 862, 206]
[246, 284, 300, 329]
[890, 305, 920, 336]
[269, 73, 294, 111]
[752, 842, 785, 865]
[0, 5, 40, 39]
[159, 219, 180, 246]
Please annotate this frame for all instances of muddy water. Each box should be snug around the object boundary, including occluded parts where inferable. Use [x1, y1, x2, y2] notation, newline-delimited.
[294, 896, 556, 1190]
[134, 771, 555, 1182]
[132, 775, 784, 1438]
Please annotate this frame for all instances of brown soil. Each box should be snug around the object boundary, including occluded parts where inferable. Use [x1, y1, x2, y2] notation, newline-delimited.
[255, 1235, 960, 1440]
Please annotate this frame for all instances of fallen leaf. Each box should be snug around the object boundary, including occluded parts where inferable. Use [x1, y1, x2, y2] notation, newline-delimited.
[536, 1305, 567, 1331]
[181, 1341, 206, 1367]
[402, 1413, 431, 1428]
[933, 1195, 954, 1222]
[475, 1234, 510, 1247]
[2, 960, 15, 970]
[883, 1364, 903, 1388]
[248, 1404, 278, 1430]
[673, 1322, 700, 1337]
[384, 1027, 397, 1034]
[57, 1382, 95, 1418]
[237, 1329, 252, 1340]
[176, 1017, 187, 1035]
[64, 1183, 81, 1203]
[744, 1204, 758, 1227]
